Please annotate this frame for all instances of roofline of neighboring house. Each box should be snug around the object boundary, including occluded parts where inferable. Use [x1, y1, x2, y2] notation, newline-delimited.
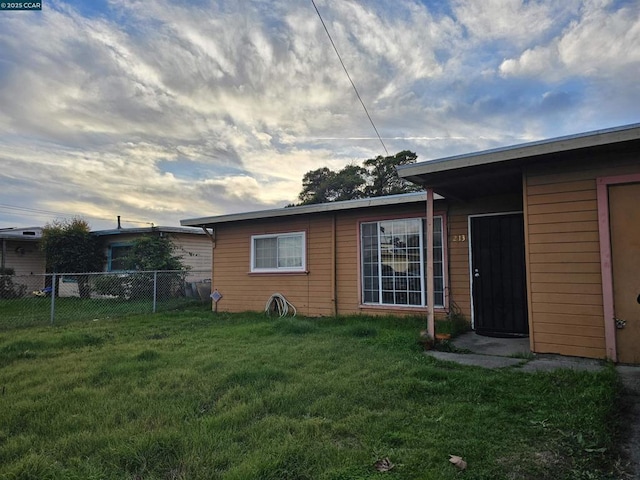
[92, 226, 206, 237]
[180, 191, 442, 227]
[0, 226, 43, 240]
[397, 122, 640, 183]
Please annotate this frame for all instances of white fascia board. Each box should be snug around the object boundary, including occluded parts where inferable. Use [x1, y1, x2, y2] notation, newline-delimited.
[397, 123, 640, 179]
[180, 192, 442, 227]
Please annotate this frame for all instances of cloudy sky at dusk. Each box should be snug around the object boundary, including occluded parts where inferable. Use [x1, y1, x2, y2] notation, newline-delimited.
[1, 0, 639, 230]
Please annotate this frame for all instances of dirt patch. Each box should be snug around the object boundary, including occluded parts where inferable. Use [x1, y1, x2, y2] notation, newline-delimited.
[497, 450, 562, 480]
[617, 366, 640, 479]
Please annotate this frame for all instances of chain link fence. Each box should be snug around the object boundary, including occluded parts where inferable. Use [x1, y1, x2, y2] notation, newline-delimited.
[0, 270, 212, 329]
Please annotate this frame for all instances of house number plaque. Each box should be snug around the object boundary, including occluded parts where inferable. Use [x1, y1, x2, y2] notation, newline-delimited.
[451, 234, 467, 243]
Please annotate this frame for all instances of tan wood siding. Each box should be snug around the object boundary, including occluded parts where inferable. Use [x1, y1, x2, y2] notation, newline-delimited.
[209, 201, 447, 318]
[212, 215, 334, 316]
[447, 214, 471, 318]
[524, 151, 640, 359]
[334, 203, 436, 316]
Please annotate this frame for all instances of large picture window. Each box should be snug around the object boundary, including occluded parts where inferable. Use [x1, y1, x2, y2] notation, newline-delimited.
[361, 217, 444, 307]
[251, 232, 306, 273]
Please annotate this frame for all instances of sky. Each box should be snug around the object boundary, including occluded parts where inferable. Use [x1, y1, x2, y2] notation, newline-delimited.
[0, 0, 639, 230]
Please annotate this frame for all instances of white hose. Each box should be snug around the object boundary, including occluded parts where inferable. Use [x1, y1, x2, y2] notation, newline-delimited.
[265, 293, 297, 317]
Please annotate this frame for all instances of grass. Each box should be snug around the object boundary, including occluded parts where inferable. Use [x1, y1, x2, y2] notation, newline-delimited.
[0, 308, 627, 479]
[0, 297, 205, 330]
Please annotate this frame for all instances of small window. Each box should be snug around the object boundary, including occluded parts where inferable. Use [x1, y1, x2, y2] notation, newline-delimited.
[251, 232, 306, 273]
[108, 243, 133, 271]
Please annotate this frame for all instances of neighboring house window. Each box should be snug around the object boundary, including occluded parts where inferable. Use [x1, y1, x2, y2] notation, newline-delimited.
[361, 217, 444, 307]
[108, 243, 133, 271]
[251, 232, 306, 273]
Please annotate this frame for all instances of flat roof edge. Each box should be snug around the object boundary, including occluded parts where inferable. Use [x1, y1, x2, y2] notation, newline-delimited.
[398, 123, 640, 178]
[180, 192, 437, 227]
[92, 226, 205, 236]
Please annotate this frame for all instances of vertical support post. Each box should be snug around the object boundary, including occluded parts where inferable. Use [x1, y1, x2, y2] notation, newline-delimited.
[1, 239, 6, 270]
[153, 271, 158, 313]
[331, 213, 338, 316]
[50, 272, 56, 325]
[426, 188, 435, 339]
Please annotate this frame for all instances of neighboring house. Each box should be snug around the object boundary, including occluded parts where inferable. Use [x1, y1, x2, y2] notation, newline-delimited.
[0, 226, 46, 292]
[91, 226, 212, 281]
[181, 123, 640, 364]
[0, 226, 45, 275]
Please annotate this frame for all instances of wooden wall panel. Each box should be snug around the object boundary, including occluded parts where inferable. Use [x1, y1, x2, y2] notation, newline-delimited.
[528, 210, 597, 224]
[528, 221, 597, 234]
[528, 262, 601, 274]
[523, 151, 640, 359]
[4, 240, 46, 291]
[172, 234, 213, 278]
[210, 201, 447, 318]
[211, 215, 334, 316]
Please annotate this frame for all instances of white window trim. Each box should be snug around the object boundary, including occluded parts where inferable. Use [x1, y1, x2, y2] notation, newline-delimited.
[250, 231, 307, 273]
[360, 217, 444, 308]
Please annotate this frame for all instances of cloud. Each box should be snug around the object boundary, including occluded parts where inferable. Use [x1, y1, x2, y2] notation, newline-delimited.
[499, 0, 640, 80]
[0, 0, 638, 229]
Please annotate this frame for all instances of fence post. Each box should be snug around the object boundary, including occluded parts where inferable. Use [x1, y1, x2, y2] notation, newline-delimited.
[50, 272, 56, 325]
[153, 271, 157, 313]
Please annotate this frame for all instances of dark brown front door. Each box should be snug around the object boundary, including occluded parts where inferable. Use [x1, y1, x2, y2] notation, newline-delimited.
[471, 214, 528, 337]
[609, 183, 640, 364]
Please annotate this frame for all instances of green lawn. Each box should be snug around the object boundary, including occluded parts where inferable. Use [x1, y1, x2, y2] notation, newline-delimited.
[0, 297, 205, 330]
[0, 308, 626, 479]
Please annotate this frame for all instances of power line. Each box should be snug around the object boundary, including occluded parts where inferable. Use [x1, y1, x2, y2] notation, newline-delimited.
[310, 0, 389, 156]
[0, 203, 153, 226]
[0, 203, 73, 217]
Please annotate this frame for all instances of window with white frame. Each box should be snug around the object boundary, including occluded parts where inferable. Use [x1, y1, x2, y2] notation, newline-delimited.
[251, 232, 306, 272]
[360, 217, 444, 307]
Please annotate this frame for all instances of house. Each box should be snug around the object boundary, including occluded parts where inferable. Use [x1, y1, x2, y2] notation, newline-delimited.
[0, 227, 45, 275]
[181, 123, 640, 364]
[397, 123, 640, 364]
[0, 227, 46, 293]
[87, 225, 213, 300]
[91, 225, 212, 280]
[181, 193, 447, 317]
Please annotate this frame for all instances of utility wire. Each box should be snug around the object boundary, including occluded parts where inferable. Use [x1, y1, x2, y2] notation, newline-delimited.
[310, 0, 389, 156]
[0, 203, 153, 226]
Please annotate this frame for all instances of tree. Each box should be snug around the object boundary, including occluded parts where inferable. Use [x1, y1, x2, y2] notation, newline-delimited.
[363, 150, 422, 197]
[41, 218, 103, 298]
[121, 235, 187, 300]
[298, 164, 367, 205]
[296, 150, 420, 205]
[121, 235, 184, 271]
[298, 167, 335, 205]
[331, 164, 367, 202]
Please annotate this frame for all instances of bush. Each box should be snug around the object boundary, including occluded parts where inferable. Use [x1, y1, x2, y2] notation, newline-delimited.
[94, 274, 130, 298]
[93, 272, 187, 300]
[0, 268, 26, 299]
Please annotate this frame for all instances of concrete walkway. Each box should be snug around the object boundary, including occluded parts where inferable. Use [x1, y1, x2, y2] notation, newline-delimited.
[425, 331, 640, 478]
[425, 331, 606, 371]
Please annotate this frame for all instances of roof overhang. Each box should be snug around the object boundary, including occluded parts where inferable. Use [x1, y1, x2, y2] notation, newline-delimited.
[181, 192, 442, 228]
[91, 226, 205, 237]
[0, 227, 43, 241]
[397, 123, 640, 200]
